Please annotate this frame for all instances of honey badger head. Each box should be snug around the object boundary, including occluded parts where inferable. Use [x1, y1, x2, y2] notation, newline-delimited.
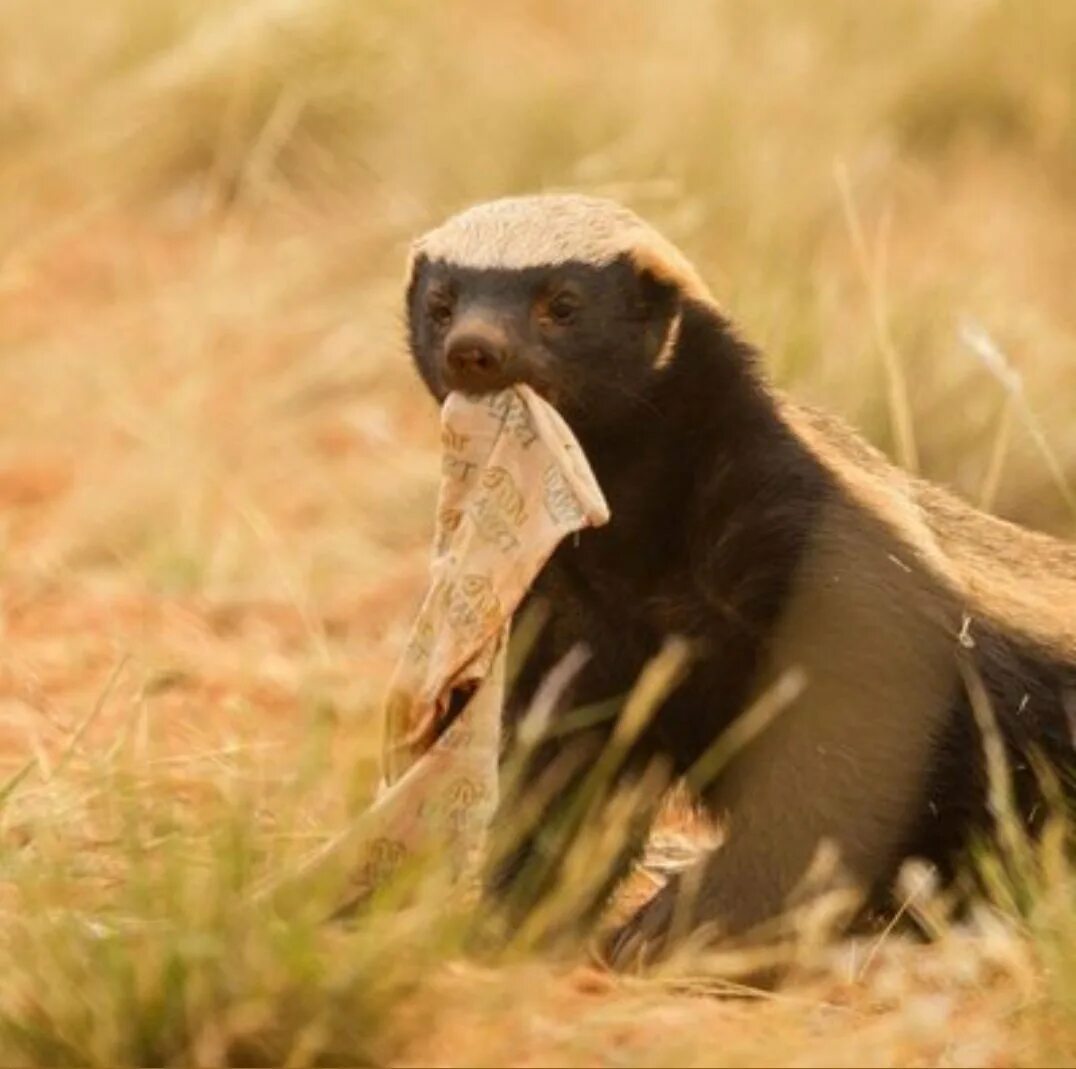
[405, 194, 716, 427]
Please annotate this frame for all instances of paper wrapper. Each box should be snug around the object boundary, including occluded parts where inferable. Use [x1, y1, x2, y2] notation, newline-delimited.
[347, 385, 609, 898]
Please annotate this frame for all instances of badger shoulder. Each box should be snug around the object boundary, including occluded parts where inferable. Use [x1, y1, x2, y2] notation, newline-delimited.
[775, 394, 1076, 663]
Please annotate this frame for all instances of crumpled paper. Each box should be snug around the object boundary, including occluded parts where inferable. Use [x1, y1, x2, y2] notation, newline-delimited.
[347, 385, 609, 897]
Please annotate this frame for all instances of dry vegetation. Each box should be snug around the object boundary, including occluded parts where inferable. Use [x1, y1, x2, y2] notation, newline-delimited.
[1, 0, 1075, 1064]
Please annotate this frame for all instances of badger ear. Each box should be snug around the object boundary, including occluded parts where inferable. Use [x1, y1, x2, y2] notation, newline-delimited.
[635, 267, 684, 370]
[404, 249, 428, 309]
[636, 266, 681, 319]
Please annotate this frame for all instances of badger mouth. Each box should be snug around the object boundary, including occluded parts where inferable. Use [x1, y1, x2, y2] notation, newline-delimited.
[520, 375, 560, 408]
[449, 379, 561, 410]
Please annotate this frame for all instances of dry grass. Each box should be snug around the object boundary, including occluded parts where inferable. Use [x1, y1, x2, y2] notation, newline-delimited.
[1, 0, 1075, 1064]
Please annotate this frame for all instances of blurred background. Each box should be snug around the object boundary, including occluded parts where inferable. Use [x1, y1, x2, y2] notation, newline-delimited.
[2, 0, 1075, 766]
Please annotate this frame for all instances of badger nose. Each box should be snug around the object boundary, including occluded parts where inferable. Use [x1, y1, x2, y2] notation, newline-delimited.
[444, 331, 509, 393]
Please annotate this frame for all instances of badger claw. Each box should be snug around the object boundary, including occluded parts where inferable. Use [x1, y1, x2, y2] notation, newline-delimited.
[603, 881, 680, 970]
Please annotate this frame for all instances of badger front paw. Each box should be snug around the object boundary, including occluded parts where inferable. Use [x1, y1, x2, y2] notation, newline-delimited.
[602, 879, 681, 970]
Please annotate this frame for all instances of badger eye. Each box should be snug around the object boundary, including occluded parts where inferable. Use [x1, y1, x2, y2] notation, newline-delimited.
[426, 293, 455, 328]
[545, 291, 580, 325]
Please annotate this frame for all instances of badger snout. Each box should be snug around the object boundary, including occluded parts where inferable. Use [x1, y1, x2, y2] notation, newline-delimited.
[443, 320, 513, 394]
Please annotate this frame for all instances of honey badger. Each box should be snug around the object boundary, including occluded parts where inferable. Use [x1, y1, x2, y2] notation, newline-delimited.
[405, 193, 1076, 965]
